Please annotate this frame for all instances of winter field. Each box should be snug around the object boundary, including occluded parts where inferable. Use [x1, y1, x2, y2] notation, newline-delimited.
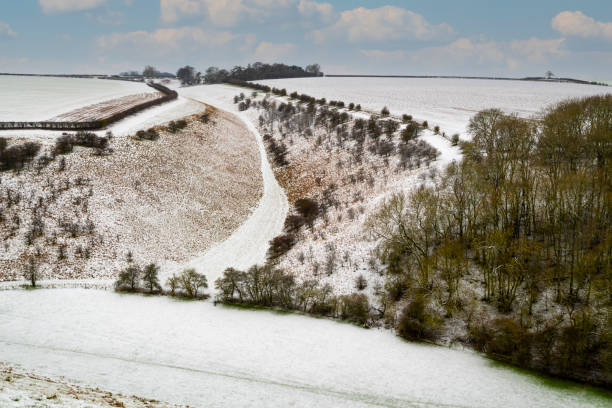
[0, 75, 158, 121]
[1, 289, 610, 408]
[254, 77, 610, 136]
[1, 79, 611, 406]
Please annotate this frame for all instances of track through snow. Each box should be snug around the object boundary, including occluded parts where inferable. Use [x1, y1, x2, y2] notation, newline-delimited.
[163, 85, 289, 288]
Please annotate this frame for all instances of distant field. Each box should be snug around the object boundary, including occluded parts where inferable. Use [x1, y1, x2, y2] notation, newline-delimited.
[254, 77, 610, 136]
[0, 75, 157, 121]
[51, 92, 164, 122]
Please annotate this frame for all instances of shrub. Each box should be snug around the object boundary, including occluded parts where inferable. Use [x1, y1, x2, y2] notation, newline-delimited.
[295, 198, 319, 227]
[433, 125, 440, 134]
[470, 317, 531, 366]
[355, 274, 367, 291]
[74, 132, 108, 149]
[199, 112, 211, 123]
[381, 106, 390, 116]
[348, 103, 355, 110]
[338, 293, 370, 326]
[284, 214, 306, 233]
[401, 122, 420, 142]
[267, 234, 296, 260]
[396, 295, 441, 341]
[53, 135, 74, 155]
[135, 128, 159, 141]
[451, 133, 460, 145]
[402, 114, 413, 123]
[0, 141, 41, 171]
[167, 119, 188, 133]
[355, 104, 361, 111]
[422, 120, 428, 128]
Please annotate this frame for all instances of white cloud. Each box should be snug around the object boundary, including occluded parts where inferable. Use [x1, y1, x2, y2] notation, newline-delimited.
[312, 6, 454, 44]
[510, 37, 567, 62]
[552, 11, 612, 40]
[298, 0, 334, 23]
[360, 49, 406, 60]
[39, 0, 106, 14]
[366, 37, 567, 72]
[160, 0, 293, 26]
[254, 41, 295, 61]
[0, 21, 17, 38]
[97, 27, 239, 51]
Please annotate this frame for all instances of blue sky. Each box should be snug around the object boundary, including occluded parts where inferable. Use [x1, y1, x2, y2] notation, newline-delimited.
[1, 1, 611, 79]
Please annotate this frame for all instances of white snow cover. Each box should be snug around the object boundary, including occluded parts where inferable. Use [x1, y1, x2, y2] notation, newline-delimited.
[254, 77, 610, 136]
[0, 76, 157, 121]
[0, 289, 609, 408]
[164, 84, 289, 288]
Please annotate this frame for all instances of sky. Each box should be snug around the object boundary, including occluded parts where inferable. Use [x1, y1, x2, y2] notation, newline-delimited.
[0, 0, 611, 80]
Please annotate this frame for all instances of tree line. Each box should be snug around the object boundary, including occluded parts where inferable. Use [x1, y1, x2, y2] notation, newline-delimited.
[367, 94, 612, 386]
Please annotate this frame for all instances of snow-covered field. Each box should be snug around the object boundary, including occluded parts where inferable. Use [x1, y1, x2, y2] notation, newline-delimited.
[254, 77, 610, 136]
[1, 289, 609, 408]
[165, 84, 288, 287]
[0, 76, 157, 121]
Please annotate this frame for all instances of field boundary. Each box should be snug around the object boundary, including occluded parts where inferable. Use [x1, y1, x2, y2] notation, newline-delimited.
[0, 82, 178, 131]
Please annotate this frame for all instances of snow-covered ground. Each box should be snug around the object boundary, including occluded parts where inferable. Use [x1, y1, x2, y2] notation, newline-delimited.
[165, 84, 289, 288]
[0, 76, 157, 121]
[254, 77, 610, 136]
[1, 289, 609, 408]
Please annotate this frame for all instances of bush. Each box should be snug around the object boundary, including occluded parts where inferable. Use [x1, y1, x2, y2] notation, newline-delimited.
[135, 128, 159, 141]
[0, 141, 41, 171]
[381, 106, 390, 116]
[267, 234, 296, 260]
[54, 135, 74, 155]
[355, 274, 367, 291]
[338, 293, 370, 326]
[451, 133, 460, 145]
[401, 122, 420, 142]
[402, 114, 413, 123]
[422, 120, 428, 128]
[167, 119, 188, 133]
[396, 295, 441, 341]
[348, 103, 355, 110]
[470, 317, 531, 366]
[295, 198, 319, 227]
[355, 104, 361, 111]
[74, 132, 108, 149]
[433, 125, 440, 134]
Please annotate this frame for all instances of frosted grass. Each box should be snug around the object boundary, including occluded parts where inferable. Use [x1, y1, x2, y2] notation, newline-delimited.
[0, 75, 156, 121]
[0, 289, 609, 408]
[254, 77, 610, 136]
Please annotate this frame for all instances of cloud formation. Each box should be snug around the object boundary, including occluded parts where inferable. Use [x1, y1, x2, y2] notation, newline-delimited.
[0, 20, 17, 38]
[552, 11, 612, 40]
[254, 41, 295, 61]
[97, 26, 239, 51]
[298, 0, 334, 23]
[39, 0, 106, 14]
[362, 36, 567, 73]
[312, 6, 454, 43]
[160, 0, 294, 26]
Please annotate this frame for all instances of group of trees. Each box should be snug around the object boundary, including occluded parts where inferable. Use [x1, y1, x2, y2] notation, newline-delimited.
[367, 94, 612, 385]
[115, 255, 208, 299]
[215, 265, 370, 326]
[204, 62, 323, 84]
[119, 66, 174, 78]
